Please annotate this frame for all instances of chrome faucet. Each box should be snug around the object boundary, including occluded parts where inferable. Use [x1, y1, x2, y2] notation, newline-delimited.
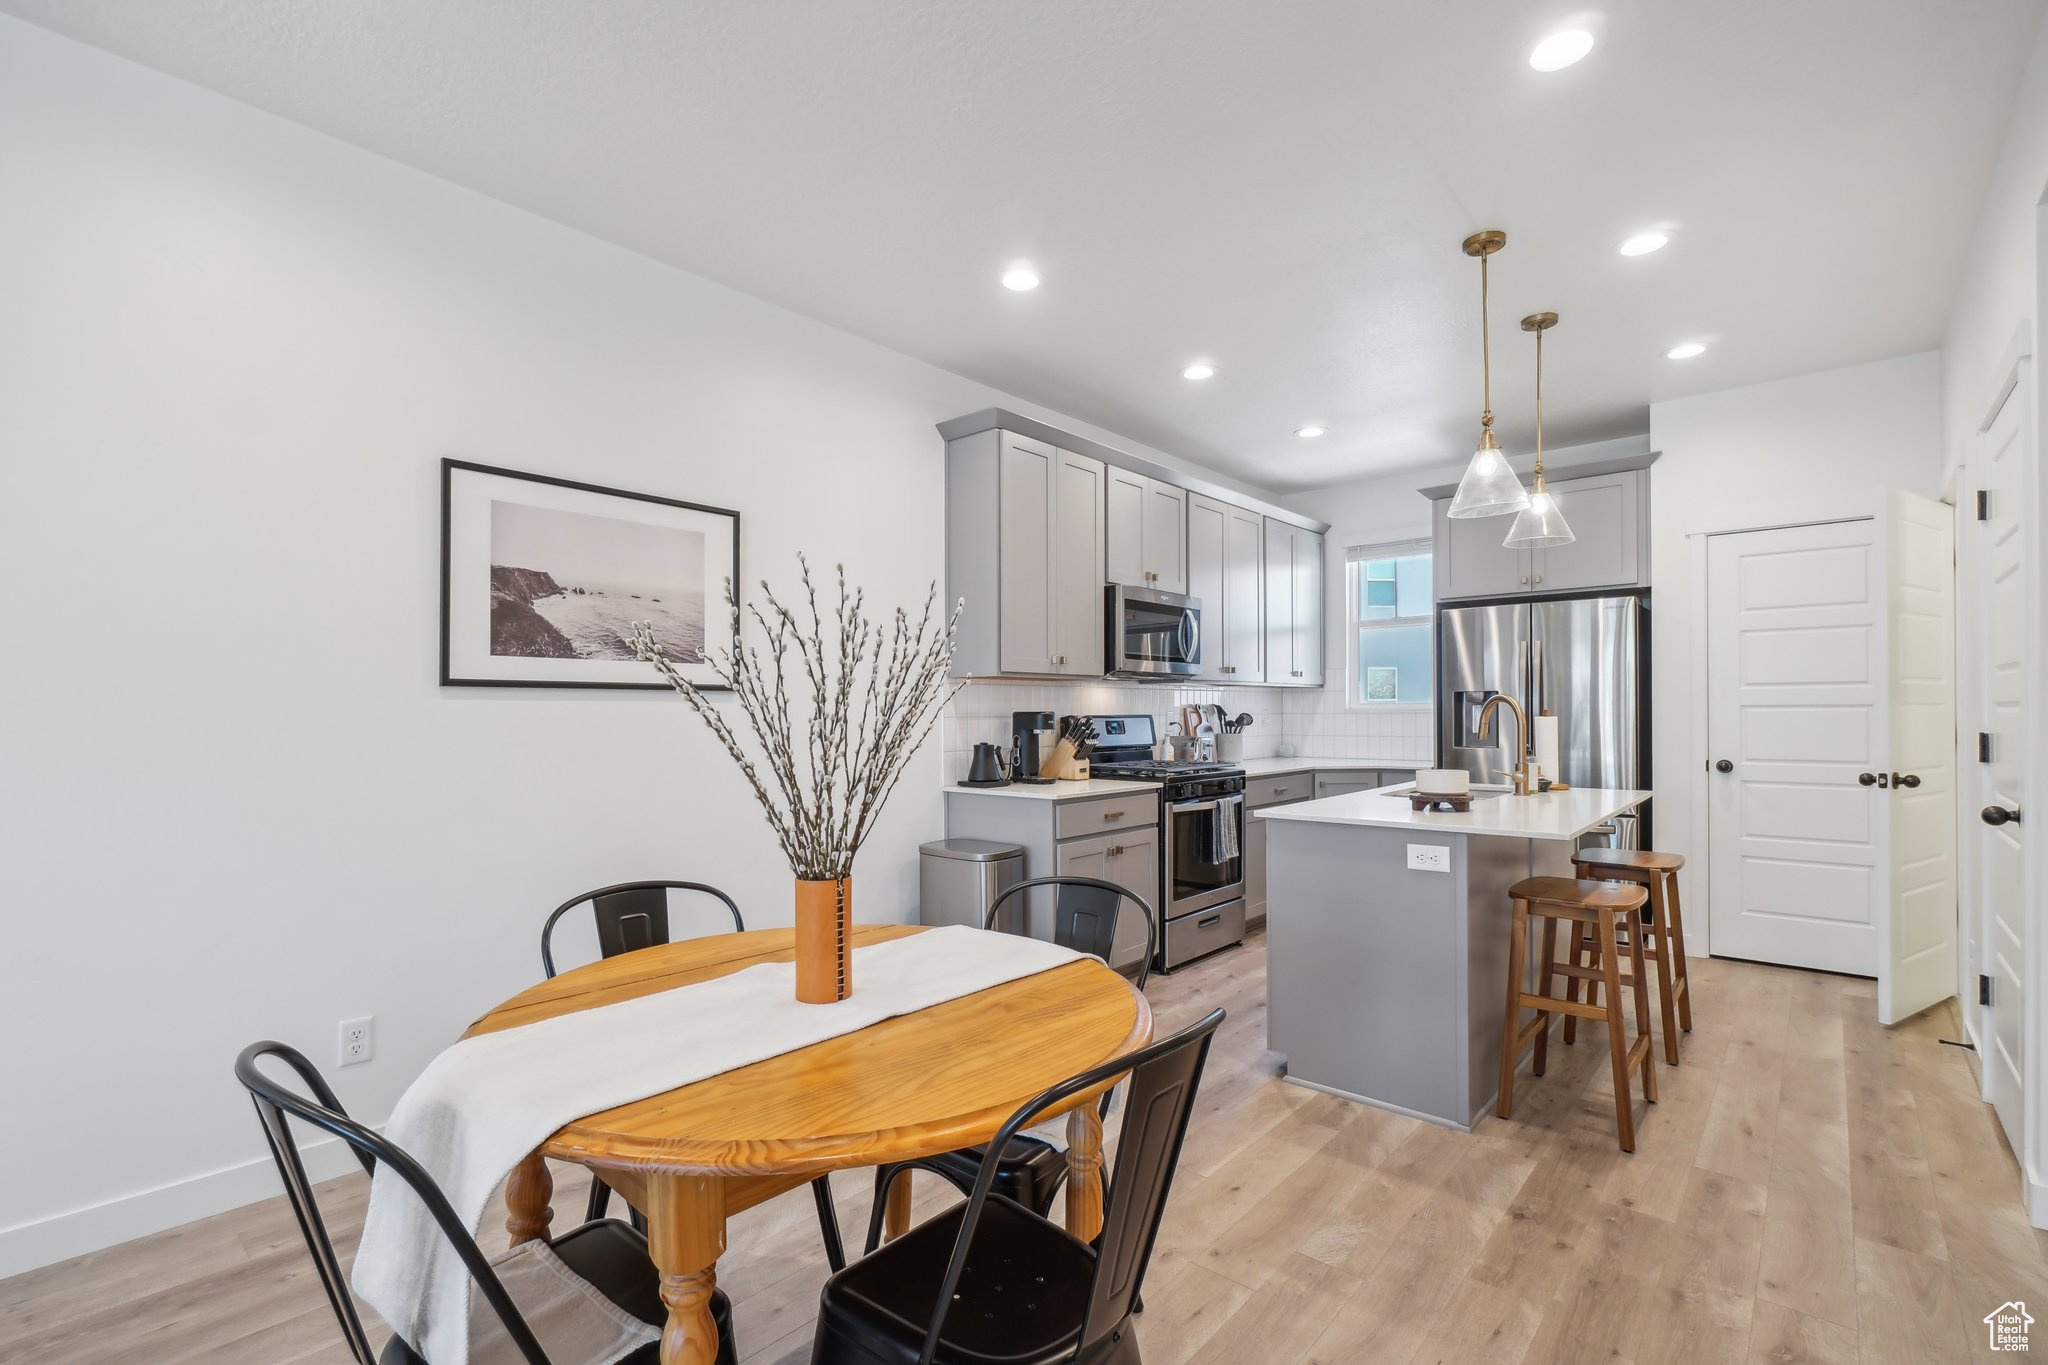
[1476, 693, 1539, 796]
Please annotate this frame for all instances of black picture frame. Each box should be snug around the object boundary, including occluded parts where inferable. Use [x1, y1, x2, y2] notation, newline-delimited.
[439, 458, 739, 689]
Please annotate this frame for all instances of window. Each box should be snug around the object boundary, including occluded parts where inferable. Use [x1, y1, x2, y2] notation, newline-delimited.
[1348, 540, 1433, 706]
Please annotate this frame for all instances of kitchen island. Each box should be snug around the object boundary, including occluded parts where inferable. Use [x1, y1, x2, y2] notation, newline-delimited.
[1257, 783, 1650, 1131]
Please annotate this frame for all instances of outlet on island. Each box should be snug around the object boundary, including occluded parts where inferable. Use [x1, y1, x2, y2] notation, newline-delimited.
[1405, 844, 1450, 874]
[338, 1015, 375, 1067]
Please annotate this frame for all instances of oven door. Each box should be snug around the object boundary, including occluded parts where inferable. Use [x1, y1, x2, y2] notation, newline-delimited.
[1110, 585, 1201, 677]
[1162, 793, 1245, 915]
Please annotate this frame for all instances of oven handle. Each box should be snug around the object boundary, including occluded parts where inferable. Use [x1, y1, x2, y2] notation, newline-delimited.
[1171, 794, 1244, 816]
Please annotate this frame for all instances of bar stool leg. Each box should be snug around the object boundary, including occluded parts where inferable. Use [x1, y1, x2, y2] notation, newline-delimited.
[1563, 927, 1588, 1046]
[1649, 875, 1680, 1066]
[1596, 909, 1637, 1153]
[1625, 908, 1658, 1105]
[1665, 871, 1693, 1032]
[1499, 899, 1529, 1119]
[1533, 915, 1558, 1076]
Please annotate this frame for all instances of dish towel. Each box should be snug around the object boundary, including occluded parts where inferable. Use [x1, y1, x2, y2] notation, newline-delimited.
[353, 925, 1086, 1365]
[1213, 796, 1241, 862]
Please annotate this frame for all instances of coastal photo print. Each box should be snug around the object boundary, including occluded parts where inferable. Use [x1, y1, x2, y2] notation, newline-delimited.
[440, 459, 738, 688]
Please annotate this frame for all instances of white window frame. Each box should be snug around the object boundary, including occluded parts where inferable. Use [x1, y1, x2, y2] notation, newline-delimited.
[1345, 538, 1434, 712]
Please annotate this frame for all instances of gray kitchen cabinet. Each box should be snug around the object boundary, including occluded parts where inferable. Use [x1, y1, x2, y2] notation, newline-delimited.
[1264, 519, 1325, 686]
[1054, 825, 1159, 968]
[1050, 447, 1107, 673]
[1432, 469, 1648, 600]
[1187, 493, 1265, 681]
[946, 429, 1105, 677]
[1106, 468, 1186, 593]
[945, 788, 1161, 972]
[1245, 772, 1313, 925]
[1313, 771, 1384, 800]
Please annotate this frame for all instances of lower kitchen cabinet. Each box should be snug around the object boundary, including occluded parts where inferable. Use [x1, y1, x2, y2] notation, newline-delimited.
[1054, 826, 1158, 968]
[944, 789, 1160, 972]
[1247, 768, 1421, 923]
[1312, 771, 1384, 800]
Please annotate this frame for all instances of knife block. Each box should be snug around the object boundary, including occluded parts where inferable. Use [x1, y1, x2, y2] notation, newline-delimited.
[1039, 739, 1091, 781]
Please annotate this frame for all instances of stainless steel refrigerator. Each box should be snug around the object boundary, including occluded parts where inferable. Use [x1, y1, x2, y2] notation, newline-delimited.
[1437, 592, 1650, 848]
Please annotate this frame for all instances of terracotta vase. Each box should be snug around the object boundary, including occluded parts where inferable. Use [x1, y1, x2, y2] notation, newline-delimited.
[793, 876, 853, 1003]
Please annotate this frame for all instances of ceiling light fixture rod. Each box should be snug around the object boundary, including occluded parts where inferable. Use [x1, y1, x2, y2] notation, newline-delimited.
[1446, 230, 1529, 519]
[1504, 310, 1575, 549]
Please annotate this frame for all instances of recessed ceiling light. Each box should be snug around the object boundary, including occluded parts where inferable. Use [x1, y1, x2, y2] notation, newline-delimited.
[1529, 29, 1595, 71]
[1665, 342, 1707, 360]
[1295, 426, 1327, 439]
[1001, 264, 1040, 291]
[1182, 362, 1216, 380]
[1619, 231, 1669, 257]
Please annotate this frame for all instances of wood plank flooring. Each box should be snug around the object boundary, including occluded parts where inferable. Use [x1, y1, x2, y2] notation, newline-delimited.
[4, 931, 2041, 1363]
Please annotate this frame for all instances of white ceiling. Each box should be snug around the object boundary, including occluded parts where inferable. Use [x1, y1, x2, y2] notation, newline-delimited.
[10, 0, 2041, 491]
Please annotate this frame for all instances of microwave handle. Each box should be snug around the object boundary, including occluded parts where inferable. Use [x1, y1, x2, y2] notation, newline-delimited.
[1179, 608, 1198, 663]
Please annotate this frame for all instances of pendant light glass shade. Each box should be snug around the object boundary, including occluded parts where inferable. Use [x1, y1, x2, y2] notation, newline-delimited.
[1448, 229, 1528, 519]
[1503, 478, 1574, 547]
[1504, 310, 1574, 548]
[1448, 433, 1531, 518]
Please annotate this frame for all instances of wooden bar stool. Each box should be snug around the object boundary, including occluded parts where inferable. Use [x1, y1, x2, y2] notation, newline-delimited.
[1500, 876, 1657, 1152]
[1569, 847, 1691, 1065]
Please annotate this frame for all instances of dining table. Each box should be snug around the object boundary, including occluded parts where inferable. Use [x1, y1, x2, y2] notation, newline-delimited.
[467, 922, 1153, 1365]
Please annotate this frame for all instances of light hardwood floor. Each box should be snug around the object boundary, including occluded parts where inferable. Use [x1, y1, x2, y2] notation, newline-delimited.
[3, 931, 2041, 1363]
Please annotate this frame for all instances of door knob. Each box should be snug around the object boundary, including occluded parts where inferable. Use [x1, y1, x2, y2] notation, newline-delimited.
[1858, 772, 1877, 786]
[1715, 759, 1734, 774]
[1983, 805, 2023, 826]
[1894, 773, 1921, 789]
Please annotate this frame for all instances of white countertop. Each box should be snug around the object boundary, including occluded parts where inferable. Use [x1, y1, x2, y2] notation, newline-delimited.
[946, 777, 1160, 802]
[1254, 784, 1651, 841]
[1237, 755, 1431, 777]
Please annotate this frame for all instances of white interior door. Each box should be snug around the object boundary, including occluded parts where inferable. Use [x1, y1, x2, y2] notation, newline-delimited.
[1707, 519, 1886, 976]
[1878, 490, 1956, 1024]
[1975, 369, 2030, 1153]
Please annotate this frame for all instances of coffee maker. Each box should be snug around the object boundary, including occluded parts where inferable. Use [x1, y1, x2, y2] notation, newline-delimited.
[1010, 711, 1057, 785]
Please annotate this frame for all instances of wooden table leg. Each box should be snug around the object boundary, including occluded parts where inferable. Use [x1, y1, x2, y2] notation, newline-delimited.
[1065, 1105, 1105, 1242]
[883, 1168, 913, 1243]
[646, 1173, 726, 1365]
[505, 1152, 554, 1247]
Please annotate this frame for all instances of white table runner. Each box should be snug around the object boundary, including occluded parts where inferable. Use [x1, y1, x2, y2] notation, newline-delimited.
[353, 925, 1088, 1365]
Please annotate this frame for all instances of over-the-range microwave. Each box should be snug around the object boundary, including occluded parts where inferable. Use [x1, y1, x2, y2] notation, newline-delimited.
[1105, 583, 1202, 678]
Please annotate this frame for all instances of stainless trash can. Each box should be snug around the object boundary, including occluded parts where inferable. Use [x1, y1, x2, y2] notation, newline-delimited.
[919, 839, 1024, 931]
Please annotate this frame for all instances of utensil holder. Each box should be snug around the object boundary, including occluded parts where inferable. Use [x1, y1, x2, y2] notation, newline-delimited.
[1215, 735, 1244, 762]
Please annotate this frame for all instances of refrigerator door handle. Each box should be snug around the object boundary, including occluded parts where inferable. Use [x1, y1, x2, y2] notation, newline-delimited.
[1531, 638, 1542, 715]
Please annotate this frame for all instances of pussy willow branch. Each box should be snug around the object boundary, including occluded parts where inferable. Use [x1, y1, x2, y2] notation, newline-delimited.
[632, 556, 964, 881]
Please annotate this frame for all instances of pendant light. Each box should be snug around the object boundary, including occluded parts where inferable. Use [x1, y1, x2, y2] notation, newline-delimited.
[1503, 311, 1575, 548]
[1447, 229, 1530, 519]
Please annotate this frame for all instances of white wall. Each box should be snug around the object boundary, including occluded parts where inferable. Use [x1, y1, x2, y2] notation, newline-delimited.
[1943, 15, 2048, 462]
[0, 17, 1281, 1275]
[1647, 351, 1945, 917]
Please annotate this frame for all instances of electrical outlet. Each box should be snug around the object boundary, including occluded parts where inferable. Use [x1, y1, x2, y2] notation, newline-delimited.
[1406, 844, 1450, 873]
[338, 1016, 374, 1067]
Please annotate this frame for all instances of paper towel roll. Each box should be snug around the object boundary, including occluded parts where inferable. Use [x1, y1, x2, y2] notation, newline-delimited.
[1532, 714, 1560, 784]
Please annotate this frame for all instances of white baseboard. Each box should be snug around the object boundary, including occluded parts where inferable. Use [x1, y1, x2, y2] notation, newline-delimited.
[0, 1131, 363, 1281]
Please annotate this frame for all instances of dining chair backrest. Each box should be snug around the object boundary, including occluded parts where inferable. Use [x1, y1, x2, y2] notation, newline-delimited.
[914, 1007, 1224, 1365]
[540, 879, 745, 978]
[233, 1041, 555, 1365]
[985, 875, 1157, 991]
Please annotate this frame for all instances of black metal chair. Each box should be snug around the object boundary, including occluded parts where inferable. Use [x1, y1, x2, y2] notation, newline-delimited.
[812, 1008, 1225, 1365]
[540, 880, 847, 1271]
[865, 876, 1155, 1254]
[234, 1040, 738, 1365]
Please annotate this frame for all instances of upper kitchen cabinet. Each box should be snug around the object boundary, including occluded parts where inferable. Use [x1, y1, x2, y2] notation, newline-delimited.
[946, 429, 1105, 676]
[1431, 466, 1650, 600]
[1187, 493, 1265, 681]
[1106, 468, 1187, 592]
[1264, 518, 1325, 685]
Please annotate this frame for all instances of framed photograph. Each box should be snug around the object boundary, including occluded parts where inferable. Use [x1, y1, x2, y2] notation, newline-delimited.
[1364, 666, 1398, 701]
[441, 459, 738, 689]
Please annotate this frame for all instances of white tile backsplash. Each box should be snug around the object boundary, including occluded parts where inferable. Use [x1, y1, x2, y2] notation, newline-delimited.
[940, 666, 1434, 783]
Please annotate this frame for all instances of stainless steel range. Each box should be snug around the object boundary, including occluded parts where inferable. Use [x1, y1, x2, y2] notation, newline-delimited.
[1083, 714, 1246, 973]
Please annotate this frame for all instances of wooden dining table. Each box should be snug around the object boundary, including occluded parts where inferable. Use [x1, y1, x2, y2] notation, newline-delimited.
[467, 923, 1153, 1365]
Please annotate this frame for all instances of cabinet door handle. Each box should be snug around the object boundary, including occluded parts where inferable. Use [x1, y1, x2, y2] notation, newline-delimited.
[1107, 844, 1124, 856]
[1521, 575, 1529, 584]
[1533, 575, 1543, 584]
[1273, 787, 1289, 795]
[1056, 655, 1066, 665]
[1102, 810, 1124, 820]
